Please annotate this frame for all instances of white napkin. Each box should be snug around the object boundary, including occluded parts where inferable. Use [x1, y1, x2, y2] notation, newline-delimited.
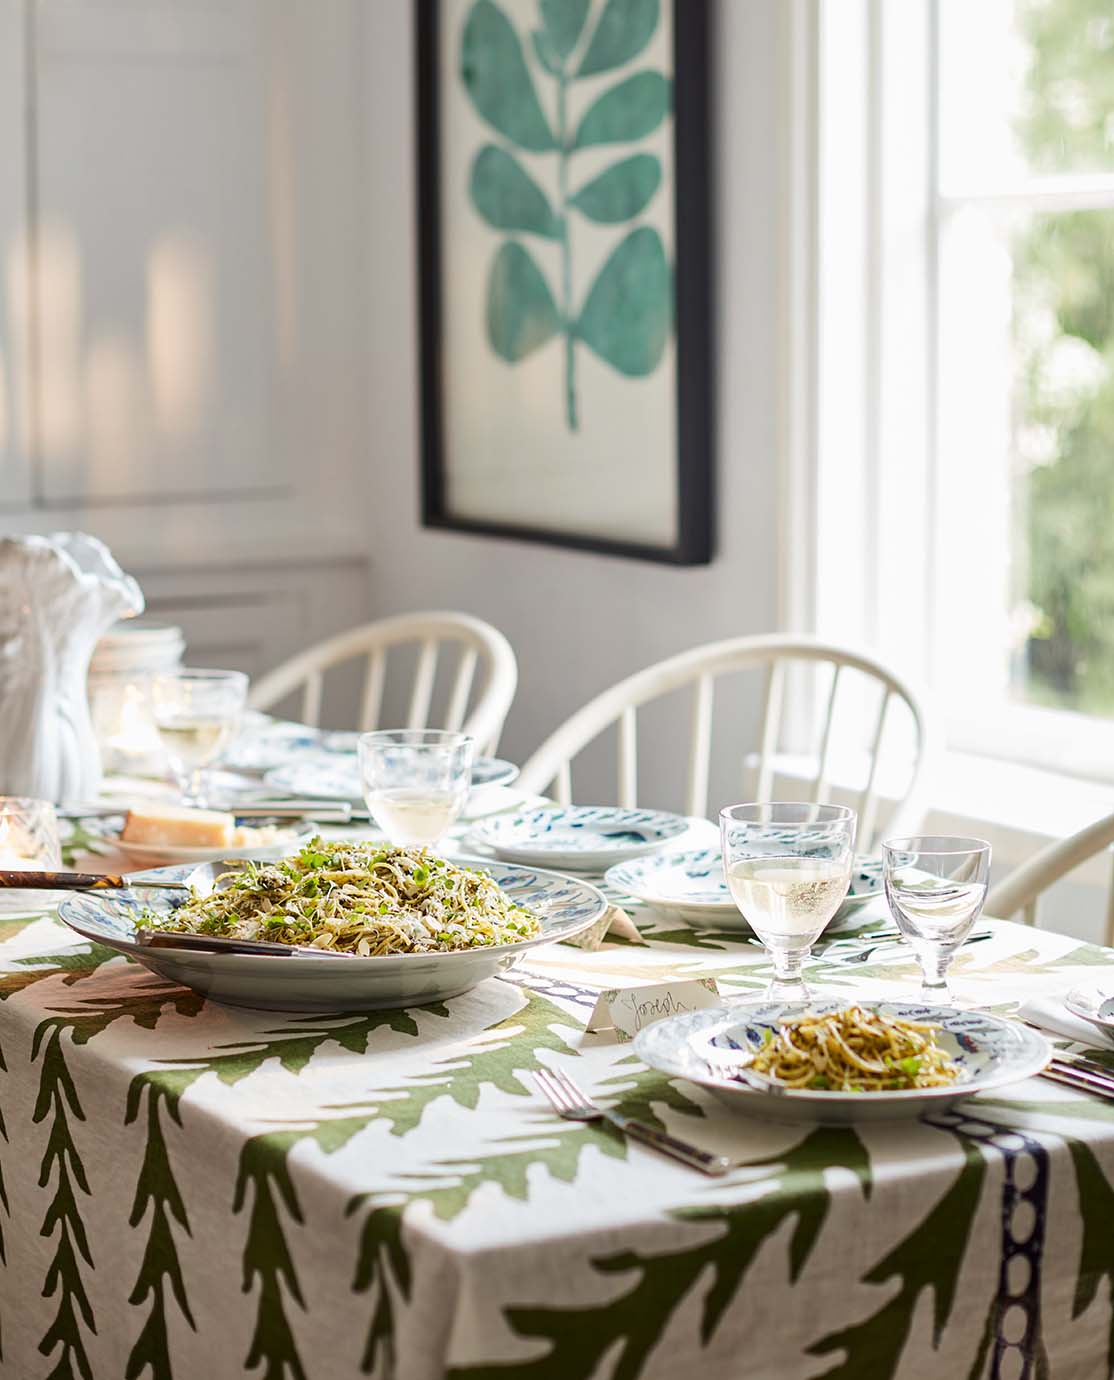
[1017, 994, 1114, 1049]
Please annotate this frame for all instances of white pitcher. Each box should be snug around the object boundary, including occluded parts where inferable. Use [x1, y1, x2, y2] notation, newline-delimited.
[0, 533, 143, 801]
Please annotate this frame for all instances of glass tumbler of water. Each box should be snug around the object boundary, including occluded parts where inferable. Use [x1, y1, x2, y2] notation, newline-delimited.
[720, 802, 856, 1001]
[358, 730, 474, 848]
[150, 669, 249, 806]
[882, 836, 991, 1001]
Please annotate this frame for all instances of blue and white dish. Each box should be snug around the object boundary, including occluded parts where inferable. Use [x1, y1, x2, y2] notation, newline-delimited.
[1064, 987, 1114, 1039]
[472, 805, 689, 870]
[635, 999, 1051, 1124]
[57, 857, 605, 1013]
[224, 718, 324, 774]
[262, 754, 520, 803]
[606, 850, 884, 930]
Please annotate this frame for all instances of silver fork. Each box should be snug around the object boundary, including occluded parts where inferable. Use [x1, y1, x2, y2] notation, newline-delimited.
[533, 1067, 731, 1176]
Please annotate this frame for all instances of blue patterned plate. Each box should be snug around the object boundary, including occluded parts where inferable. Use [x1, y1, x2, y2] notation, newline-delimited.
[1063, 987, 1114, 1039]
[472, 805, 690, 869]
[57, 857, 605, 1013]
[635, 999, 1051, 1124]
[606, 849, 884, 930]
[262, 754, 520, 803]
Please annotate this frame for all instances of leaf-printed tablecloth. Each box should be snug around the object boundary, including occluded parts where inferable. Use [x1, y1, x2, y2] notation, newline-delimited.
[2, 860, 1114, 1380]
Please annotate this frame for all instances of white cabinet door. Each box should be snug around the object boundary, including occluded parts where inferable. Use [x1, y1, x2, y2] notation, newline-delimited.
[0, 3, 34, 510]
[32, 0, 285, 505]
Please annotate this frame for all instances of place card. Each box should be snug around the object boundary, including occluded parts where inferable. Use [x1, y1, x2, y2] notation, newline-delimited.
[586, 977, 721, 1042]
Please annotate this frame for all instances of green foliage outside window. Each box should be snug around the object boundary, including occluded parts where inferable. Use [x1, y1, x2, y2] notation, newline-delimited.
[1013, 0, 1114, 711]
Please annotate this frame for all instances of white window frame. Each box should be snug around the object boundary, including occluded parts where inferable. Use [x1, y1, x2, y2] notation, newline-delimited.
[787, 0, 1114, 785]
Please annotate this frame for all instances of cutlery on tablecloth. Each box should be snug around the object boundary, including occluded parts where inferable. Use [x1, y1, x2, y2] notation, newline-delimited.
[0, 869, 191, 893]
[813, 929, 993, 965]
[533, 1067, 731, 1176]
[1039, 1059, 1114, 1101]
[58, 800, 355, 824]
[133, 929, 354, 959]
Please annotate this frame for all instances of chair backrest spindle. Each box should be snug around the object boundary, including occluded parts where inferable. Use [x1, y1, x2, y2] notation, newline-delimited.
[301, 670, 323, 727]
[686, 674, 714, 818]
[754, 660, 785, 799]
[856, 690, 892, 849]
[358, 650, 386, 731]
[445, 649, 478, 732]
[811, 663, 842, 803]
[248, 612, 517, 754]
[406, 641, 438, 729]
[517, 635, 930, 844]
[618, 707, 637, 809]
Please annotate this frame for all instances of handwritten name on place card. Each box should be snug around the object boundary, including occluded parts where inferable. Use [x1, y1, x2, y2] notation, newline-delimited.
[586, 977, 721, 1042]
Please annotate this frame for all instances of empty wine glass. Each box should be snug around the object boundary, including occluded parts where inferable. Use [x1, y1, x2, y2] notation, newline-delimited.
[150, 669, 248, 806]
[720, 802, 856, 1000]
[358, 730, 474, 848]
[882, 835, 991, 1001]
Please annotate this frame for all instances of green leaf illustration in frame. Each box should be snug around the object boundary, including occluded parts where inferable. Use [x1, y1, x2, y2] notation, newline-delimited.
[576, 0, 660, 77]
[577, 225, 671, 376]
[458, 0, 673, 431]
[573, 71, 671, 149]
[460, 0, 556, 151]
[423, 0, 712, 562]
[539, 0, 591, 58]
[569, 153, 662, 223]
[486, 241, 562, 361]
[471, 145, 562, 237]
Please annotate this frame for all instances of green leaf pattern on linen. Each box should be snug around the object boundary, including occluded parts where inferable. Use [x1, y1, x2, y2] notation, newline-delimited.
[6, 914, 1114, 1377]
[460, 0, 671, 429]
[445, 1127, 871, 1379]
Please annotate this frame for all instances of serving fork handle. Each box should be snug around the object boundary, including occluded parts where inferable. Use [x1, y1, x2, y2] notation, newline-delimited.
[606, 1112, 732, 1176]
[0, 869, 188, 892]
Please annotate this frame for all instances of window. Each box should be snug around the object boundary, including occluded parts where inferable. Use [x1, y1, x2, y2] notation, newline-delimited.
[804, 0, 1114, 781]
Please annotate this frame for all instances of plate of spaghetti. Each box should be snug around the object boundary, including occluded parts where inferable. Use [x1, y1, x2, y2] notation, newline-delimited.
[634, 999, 1050, 1123]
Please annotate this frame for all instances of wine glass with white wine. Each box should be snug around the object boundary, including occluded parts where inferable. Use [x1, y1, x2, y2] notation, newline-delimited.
[358, 730, 474, 849]
[882, 836, 991, 1002]
[151, 669, 249, 807]
[720, 802, 857, 1001]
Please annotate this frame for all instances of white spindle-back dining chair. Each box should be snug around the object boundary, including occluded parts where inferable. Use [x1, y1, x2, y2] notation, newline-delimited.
[247, 611, 517, 755]
[986, 811, 1114, 941]
[517, 635, 931, 850]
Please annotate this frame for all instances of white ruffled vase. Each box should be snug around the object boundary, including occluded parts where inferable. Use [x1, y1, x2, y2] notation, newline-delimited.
[0, 533, 144, 802]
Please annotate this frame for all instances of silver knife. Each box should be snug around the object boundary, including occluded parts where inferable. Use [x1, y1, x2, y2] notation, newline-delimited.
[60, 800, 354, 823]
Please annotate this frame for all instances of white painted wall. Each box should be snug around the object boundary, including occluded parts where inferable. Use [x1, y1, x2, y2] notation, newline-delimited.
[1, 1, 375, 688]
[361, 1, 789, 808]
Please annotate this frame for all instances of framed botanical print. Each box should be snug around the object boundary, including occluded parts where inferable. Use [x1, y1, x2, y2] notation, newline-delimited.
[417, 0, 712, 564]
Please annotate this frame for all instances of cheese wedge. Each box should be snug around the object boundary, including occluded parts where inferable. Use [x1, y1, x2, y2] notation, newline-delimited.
[121, 804, 236, 848]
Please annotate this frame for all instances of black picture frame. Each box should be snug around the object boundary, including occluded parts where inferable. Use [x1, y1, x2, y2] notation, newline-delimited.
[416, 0, 713, 565]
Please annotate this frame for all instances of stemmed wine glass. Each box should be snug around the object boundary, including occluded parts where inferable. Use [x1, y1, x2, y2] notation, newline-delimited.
[358, 730, 474, 849]
[719, 802, 857, 1000]
[150, 669, 248, 806]
[882, 835, 991, 1001]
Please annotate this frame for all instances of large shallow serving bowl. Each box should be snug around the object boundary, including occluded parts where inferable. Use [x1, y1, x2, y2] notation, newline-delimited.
[634, 999, 1050, 1125]
[58, 857, 606, 1012]
[473, 805, 690, 870]
[606, 850, 884, 929]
